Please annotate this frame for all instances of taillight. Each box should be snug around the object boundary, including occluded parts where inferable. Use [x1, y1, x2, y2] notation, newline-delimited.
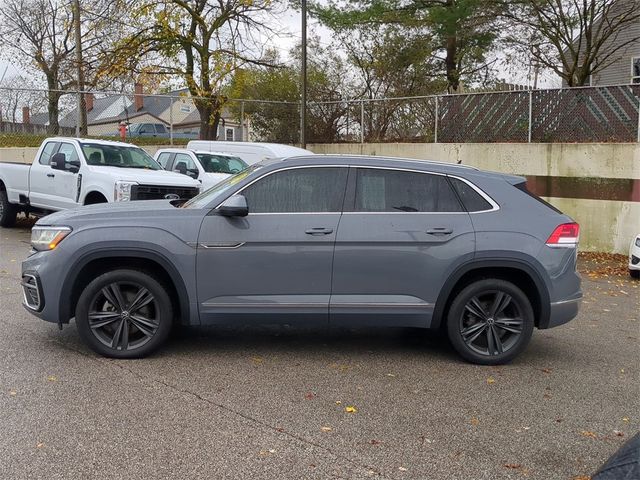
[546, 223, 580, 248]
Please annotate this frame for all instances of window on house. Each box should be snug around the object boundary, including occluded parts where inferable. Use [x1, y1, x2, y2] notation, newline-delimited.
[632, 57, 640, 84]
[225, 128, 234, 141]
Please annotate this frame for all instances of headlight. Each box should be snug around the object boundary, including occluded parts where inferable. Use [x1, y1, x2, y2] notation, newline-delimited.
[31, 226, 72, 251]
[636, 237, 640, 248]
[114, 181, 137, 202]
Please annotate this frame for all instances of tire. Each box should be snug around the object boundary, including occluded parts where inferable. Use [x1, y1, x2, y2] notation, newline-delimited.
[630, 270, 640, 279]
[446, 279, 534, 365]
[75, 269, 173, 358]
[0, 188, 18, 228]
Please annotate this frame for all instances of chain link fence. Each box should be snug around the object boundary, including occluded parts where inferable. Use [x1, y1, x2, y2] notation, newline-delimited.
[0, 85, 638, 147]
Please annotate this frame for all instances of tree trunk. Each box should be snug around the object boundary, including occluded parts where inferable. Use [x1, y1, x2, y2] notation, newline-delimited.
[196, 100, 222, 140]
[47, 89, 61, 135]
[445, 35, 459, 93]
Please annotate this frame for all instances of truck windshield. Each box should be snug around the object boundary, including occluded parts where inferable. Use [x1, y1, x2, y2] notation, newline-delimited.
[195, 153, 248, 174]
[182, 164, 262, 209]
[81, 143, 161, 170]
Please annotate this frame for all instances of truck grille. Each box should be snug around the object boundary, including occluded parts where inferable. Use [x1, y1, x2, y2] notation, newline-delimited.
[131, 185, 199, 201]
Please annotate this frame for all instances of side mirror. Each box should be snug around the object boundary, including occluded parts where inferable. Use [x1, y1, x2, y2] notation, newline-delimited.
[50, 153, 80, 173]
[218, 194, 248, 217]
[174, 163, 187, 175]
[187, 168, 199, 179]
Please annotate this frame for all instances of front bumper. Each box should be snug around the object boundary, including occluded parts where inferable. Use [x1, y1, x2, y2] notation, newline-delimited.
[21, 250, 66, 324]
[629, 254, 640, 271]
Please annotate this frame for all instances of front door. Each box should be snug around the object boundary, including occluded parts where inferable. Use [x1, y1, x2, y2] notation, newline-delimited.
[53, 142, 81, 209]
[330, 167, 476, 328]
[196, 166, 348, 325]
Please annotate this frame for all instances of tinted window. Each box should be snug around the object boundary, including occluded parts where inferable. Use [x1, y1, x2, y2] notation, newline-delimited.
[57, 143, 79, 163]
[196, 153, 247, 174]
[39, 142, 59, 165]
[354, 169, 463, 213]
[243, 167, 347, 213]
[157, 152, 172, 169]
[448, 177, 493, 212]
[155, 124, 167, 133]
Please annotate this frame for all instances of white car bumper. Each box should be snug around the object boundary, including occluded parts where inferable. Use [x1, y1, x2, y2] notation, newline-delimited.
[629, 236, 640, 271]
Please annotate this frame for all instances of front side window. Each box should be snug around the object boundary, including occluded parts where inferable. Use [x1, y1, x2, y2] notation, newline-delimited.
[632, 57, 640, 84]
[174, 153, 197, 172]
[242, 167, 347, 213]
[39, 142, 59, 165]
[196, 153, 247, 174]
[81, 143, 161, 170]
[57, 143, 79, 163]
[354, 168, 463, 213]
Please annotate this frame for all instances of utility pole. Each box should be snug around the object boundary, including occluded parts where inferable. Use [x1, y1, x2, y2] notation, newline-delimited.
[300, 0, 307, 149]
[73, 0, 87, 136]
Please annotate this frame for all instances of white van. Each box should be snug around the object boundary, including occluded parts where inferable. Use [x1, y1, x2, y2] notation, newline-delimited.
[186, 141, 313, 165]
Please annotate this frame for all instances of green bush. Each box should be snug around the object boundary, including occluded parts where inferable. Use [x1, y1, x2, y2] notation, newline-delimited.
[0, 134, 190, 148]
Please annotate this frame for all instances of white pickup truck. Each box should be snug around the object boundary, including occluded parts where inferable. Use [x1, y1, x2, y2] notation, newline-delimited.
[0, 137, 201, 227]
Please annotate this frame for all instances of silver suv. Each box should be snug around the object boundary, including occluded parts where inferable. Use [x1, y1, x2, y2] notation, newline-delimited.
[20, 156, 582, 364]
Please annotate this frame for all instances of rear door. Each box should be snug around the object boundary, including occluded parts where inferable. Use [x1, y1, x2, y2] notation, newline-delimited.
[28, 141, 60, 209]
[330, 166, 475, 328]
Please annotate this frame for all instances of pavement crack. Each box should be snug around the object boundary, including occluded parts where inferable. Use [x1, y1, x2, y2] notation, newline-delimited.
[107, 361, 388, 478]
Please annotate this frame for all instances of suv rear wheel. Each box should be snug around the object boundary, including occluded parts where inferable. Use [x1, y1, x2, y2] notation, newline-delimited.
[75, 269, 173, 358]
[447, 279, 534, 365]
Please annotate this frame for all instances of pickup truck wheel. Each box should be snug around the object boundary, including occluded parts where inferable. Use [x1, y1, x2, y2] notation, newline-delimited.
[75, 269, 173, 358]
[446, 279, 534, 365]
[0, 189, 18, 228]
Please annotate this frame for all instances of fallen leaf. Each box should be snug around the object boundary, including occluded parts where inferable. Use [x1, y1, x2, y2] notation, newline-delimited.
[321, 426, 332, 432]
[623, 417, 630, 423]
[386, 373, 396, 377]
[487, 376, 496, 384]
[504, 464, 522, 469]
[46, 375, 57, 382]
[369, 439, 381, 445]
[399, 467, 408, 472]
[470, 417, 480, 426]
[345, 406, 358, 413]
[613, 430, 624, 437]
[335, 400, 342, 405]
[304, 392, 315, 400]
[541, 368, 552, 374]
[36, 442, 45, 449]
[250, 356, 263, 365]
[9, 390, 17, 396]
[581, 430, 597, 438]
[572, 476, 590, 480]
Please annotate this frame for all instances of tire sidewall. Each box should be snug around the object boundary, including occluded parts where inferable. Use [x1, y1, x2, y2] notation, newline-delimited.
[447, 279, 534, 365]
[0, 189, 17, 228]
[76, 269, 173, 358]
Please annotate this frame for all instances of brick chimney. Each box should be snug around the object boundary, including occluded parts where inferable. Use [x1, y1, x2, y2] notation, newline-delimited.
[134, 83, 144, 111]
[22, 107, 30, 124]
[85, 93, 94, 112]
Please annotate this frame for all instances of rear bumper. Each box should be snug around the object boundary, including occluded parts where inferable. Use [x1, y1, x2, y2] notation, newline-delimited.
[543, 294, 582, 329]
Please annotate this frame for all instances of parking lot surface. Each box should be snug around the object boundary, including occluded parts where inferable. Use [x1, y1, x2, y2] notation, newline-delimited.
[1, 221, 638, 480]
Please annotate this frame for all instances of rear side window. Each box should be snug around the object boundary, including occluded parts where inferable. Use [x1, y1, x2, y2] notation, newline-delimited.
[243, 167, 347, 213]
[448, 177, 493, 212]
[38, 142, 59, 165]
[155, 124, 167, 134]
[354, 168, 463, 213]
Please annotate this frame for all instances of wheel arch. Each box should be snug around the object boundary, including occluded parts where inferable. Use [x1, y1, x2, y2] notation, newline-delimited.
[432, 259, 550, 330]
[59, 249, 191, 326]
[83, 190, 109, 205]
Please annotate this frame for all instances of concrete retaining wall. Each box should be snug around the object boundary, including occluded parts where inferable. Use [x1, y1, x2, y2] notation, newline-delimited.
[2, 143, 638, 253]
[307, 143, 640, 254]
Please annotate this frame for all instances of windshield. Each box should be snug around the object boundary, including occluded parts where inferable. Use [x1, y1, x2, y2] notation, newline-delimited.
[81, 143, 162, 170]
[195, 153, 248, 174]
[182, 164, 262, 209]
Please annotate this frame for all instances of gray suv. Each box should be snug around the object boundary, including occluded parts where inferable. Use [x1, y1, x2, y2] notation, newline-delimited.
[20, 156, 582, 364]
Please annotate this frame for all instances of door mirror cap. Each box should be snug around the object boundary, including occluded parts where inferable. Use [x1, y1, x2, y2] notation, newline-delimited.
[50, 153, 80, 173]
[218, 194, 248, 217]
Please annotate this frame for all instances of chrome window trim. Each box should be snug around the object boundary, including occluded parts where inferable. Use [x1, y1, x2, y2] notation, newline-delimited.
[214, 163, 499, 215]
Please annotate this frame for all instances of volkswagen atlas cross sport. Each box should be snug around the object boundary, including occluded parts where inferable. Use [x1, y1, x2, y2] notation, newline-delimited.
[20, 155, 582, 365]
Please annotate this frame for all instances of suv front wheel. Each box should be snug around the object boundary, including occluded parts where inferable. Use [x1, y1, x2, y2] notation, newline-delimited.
[447, 279, 534, 365]
[76, 269, 173, 358]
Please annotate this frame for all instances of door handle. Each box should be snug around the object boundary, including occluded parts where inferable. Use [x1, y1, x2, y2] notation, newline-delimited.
[305, 227, 334, 236]
[47, 173, 55, 178]
[426, 227, 453, 235]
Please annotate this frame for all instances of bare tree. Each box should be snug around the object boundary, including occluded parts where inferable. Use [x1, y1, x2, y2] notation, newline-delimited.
[504, 0, 640, 87]
[0, 76, 47, 123]
[107, 0, 285, 140]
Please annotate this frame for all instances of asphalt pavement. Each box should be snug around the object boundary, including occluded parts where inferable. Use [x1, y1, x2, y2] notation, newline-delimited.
[1, 220, 638, 479]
